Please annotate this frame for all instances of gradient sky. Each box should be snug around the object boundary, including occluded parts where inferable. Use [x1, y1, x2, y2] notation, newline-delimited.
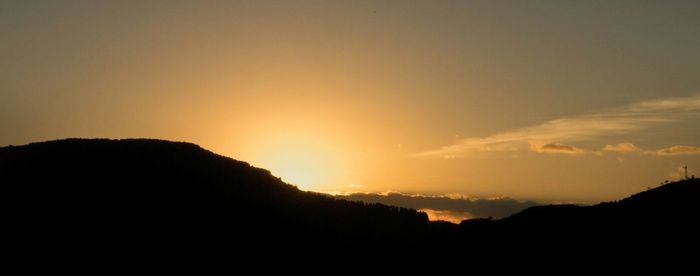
[2, 1, 699, 203]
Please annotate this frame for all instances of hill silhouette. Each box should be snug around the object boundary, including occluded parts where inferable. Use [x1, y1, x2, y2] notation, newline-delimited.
[2, 139, 454, 266]
[460, 177, 700, 267]
[3, 139, 699, 267]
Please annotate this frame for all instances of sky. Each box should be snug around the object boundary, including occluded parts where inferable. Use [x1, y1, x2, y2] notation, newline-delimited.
[2, 1, 700, 204]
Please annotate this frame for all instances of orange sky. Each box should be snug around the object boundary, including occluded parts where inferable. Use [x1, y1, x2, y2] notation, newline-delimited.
[2, 1, 699, 203]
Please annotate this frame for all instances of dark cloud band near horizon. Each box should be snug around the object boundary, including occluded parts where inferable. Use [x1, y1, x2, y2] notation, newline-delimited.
[336, 192, 539, 223]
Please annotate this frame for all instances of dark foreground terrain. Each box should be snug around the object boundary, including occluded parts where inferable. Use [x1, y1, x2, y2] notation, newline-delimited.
[3, 139, 698, 267]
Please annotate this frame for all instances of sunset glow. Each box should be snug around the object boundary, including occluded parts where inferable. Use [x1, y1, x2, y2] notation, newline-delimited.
[2, 1, 699, 204]
[253, 134, 341, 191]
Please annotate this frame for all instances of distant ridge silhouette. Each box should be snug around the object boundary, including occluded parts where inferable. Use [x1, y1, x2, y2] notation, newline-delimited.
[3, 139, 698, 268]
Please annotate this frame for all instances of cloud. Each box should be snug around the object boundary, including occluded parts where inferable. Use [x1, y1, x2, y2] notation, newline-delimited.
[655, 145, 700, 156]
[602, 142, 640, 153]
[335, 192, 539, 222]
[598, 143, 699, 156]
[414, 94, 700, 158]
[530, 142, 584, 154]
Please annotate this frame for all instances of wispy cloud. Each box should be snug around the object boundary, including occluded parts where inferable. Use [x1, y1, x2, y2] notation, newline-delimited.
[655, 145, 700, 156]
[414, 94, 700, 158]
[602, 142, 640, 153]
[531, 142, 584, 154]
[597, 143, 700, 156]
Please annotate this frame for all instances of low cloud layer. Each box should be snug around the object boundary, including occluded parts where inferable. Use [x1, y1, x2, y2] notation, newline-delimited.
[656, 145, 700, 156]
[414, 94, 700, 158]
[598, 143, 700, 156]
[336, 192, 539, 222]
[531, 142, 584, 154]
[602, 142, 640, 152]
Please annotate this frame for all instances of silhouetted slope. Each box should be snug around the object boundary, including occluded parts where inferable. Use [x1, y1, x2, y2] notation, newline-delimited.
[496, 178, 700, 228]
[3, 138, 699, 267]
[460, 178, 700, 266]
[2, 139, 445, 264]
[617, 178, 700, 210]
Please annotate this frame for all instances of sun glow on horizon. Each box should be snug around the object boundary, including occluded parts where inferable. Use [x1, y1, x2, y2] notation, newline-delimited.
[252, 133, 344, 191]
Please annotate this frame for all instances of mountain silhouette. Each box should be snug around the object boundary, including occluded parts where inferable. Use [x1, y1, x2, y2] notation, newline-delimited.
[460, 176, 700, 267]
[3, 139, 698, 267]
[2, 139, 449, 266]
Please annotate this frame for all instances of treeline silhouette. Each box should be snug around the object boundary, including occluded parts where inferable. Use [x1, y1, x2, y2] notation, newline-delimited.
[3, 139, 699, 268]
